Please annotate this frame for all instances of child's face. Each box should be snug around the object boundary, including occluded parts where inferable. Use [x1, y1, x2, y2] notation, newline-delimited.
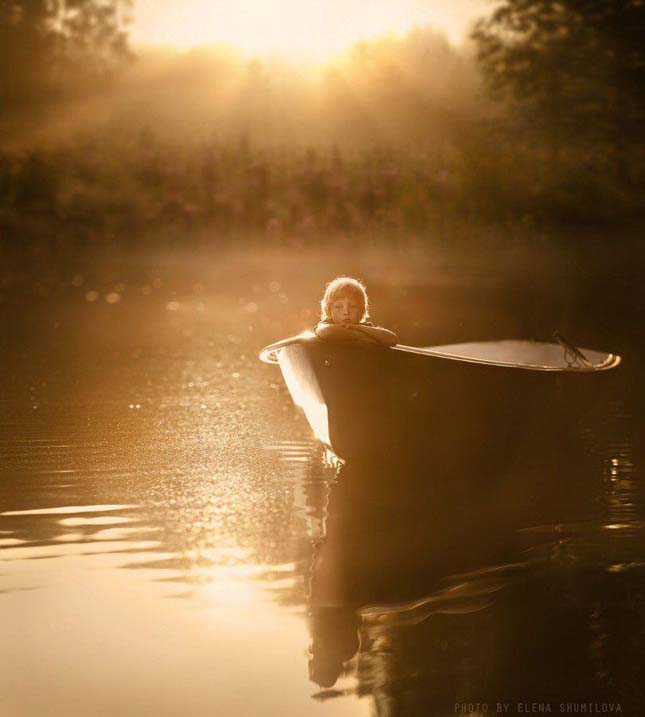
[329, 294, 362, 325]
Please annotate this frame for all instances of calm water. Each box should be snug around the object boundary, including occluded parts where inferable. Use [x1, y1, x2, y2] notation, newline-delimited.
[1, 247, 643, 716]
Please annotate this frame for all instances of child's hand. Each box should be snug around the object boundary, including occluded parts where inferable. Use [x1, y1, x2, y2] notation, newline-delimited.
[345, 326, 381, 344]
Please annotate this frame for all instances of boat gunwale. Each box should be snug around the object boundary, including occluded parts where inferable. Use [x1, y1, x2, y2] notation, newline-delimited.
[259, 335, 621, 372]
[393, 344, 621, 372]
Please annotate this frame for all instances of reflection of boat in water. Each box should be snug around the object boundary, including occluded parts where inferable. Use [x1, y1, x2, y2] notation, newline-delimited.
[303, 452, 641, 711]
[305, 457, 515, 690]
[260, 332, 620, 462]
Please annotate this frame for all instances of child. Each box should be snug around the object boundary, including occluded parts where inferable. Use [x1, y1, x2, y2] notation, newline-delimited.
[314, 277, 398, 347]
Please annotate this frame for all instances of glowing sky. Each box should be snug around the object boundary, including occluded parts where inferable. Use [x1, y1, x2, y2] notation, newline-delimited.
[131, 0, 483, 59]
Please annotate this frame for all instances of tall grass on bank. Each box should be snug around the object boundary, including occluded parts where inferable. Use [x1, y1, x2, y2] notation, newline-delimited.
[0, 131, 641, 251]
[1, 25, 642, 250]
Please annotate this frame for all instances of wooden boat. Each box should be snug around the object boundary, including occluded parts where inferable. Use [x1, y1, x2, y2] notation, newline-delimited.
[260, 333, 621, 463]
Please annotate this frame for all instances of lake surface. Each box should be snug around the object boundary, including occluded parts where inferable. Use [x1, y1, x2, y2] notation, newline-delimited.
[1, 245, 643, 716]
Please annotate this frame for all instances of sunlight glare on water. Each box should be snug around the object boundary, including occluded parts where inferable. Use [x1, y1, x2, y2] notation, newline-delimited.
[0, 280, 372, 714]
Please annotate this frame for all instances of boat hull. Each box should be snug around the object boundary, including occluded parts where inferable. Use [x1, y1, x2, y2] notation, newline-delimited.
[277, 340, 613, 463]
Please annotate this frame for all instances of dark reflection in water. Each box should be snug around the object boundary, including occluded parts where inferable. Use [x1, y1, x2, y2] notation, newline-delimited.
[304, 414, 644, 714]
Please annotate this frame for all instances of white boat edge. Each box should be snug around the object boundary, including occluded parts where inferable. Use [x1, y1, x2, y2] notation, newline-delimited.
[260, 334, 621, 373]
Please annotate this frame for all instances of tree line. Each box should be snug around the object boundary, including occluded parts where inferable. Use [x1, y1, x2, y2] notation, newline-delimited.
[0, 0, 132, 107]
[0, 0, 643, 237]
[473, 0, 644, 185]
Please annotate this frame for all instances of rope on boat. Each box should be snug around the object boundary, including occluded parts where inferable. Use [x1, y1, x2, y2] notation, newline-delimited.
[552, 331, 594, 369]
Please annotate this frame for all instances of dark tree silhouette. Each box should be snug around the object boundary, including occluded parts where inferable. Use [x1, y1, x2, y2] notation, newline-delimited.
[472, 0, 645, 181]
[0, 0, 132, 108]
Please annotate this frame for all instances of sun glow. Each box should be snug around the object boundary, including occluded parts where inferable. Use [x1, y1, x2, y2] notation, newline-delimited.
[131, 0, 479, 60]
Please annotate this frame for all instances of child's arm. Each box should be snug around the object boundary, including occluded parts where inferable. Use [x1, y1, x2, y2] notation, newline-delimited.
[314, 322, 397, 347]
[348, 324, 398, 346]
[314, 323, 354, 342]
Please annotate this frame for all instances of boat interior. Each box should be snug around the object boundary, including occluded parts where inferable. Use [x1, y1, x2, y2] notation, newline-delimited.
[397, 340, 620, 371]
